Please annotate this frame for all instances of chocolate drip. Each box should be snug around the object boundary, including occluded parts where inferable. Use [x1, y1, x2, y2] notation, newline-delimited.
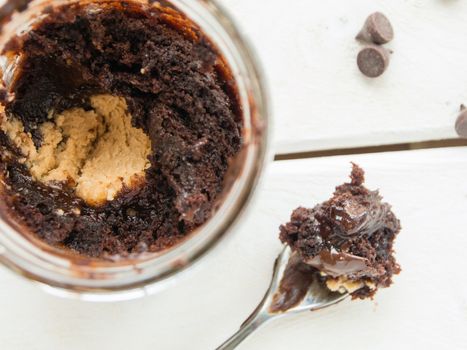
[270, 254, 315, 313]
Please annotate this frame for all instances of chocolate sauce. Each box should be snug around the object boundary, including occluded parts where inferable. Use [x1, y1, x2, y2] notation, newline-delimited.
[269, 254, 315, 313]
[304, 249, 368, 277]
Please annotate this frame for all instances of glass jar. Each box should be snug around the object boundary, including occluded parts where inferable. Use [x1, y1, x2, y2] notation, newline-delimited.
[0, 0, 270, 301]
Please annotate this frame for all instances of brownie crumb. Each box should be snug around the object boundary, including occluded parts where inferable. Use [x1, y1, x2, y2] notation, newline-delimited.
[279, 164, 401, 299]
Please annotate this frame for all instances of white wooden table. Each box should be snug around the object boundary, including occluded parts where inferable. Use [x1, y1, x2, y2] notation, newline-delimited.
[1, 1, 467, 349]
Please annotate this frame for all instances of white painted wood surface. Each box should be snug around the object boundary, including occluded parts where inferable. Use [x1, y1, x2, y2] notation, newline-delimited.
[221, 0, 467, 153]
[1, 1, 467, 349]
[1, 146, 466, 349]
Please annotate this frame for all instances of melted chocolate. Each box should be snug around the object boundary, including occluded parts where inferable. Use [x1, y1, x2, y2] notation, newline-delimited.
[304, 249, 368, 277]
[269, 254, 315, 313]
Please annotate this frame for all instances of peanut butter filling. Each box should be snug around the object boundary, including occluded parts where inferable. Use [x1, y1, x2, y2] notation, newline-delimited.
[1, 94, 151, 205]
[325, 275, 376, 294]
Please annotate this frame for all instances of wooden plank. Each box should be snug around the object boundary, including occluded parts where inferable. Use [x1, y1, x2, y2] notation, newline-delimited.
[220, 0, 467, 153]
[1, 146, 466, 349]
[1, 0, 464, 154]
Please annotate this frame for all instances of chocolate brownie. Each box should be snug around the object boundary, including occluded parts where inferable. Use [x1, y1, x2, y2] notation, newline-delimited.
[0, 1, 243, 258]
[279, 164, 401, 299]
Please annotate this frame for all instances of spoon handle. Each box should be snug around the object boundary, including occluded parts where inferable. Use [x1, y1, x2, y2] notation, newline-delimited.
[216, 312, 274, 350]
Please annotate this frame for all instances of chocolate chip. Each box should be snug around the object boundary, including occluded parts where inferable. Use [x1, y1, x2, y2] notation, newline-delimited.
[357, 45, 390, 78]
[356, 12, 394, 45]
[455, 108, 467, 138]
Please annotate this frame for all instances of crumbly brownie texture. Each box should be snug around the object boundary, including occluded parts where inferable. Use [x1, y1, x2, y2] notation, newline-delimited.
[0, 1, 243, 258]
[279, 164, 401, 299]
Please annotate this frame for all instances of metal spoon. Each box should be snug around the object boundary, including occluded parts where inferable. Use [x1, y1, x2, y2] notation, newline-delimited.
[217, 247, 349, 350]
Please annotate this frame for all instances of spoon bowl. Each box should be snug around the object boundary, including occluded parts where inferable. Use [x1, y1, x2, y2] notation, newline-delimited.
[217, 246, 349, 350]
